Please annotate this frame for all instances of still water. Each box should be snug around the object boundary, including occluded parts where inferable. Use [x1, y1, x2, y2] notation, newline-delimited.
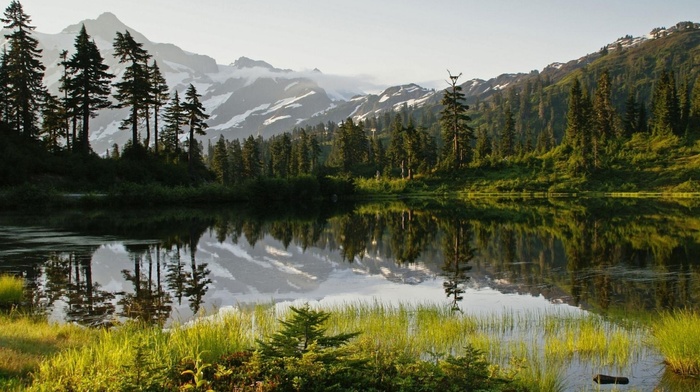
[1, 197, 699, 390]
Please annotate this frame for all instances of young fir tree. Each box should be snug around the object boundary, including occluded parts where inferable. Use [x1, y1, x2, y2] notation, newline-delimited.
[623, 92, 638, 137]
[149, 61, 169, 155]
[112, 30, 152, 149]
[690, 75, 700, 135]
[66, 25, 114, 154]
[182, 84, 209, 174]
[1, 0, 45, 137]
[439, 72, 472, 169]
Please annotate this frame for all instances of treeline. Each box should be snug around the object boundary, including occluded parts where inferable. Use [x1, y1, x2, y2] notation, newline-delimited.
[3, 0, 700, 194]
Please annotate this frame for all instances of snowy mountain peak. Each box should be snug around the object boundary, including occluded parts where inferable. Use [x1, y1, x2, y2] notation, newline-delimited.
[232, 56, 276, 70]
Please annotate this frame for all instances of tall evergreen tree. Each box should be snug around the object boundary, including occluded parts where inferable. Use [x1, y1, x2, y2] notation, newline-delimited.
[211, 135, 229, 184]
[2, 0, 45, 137]
[565, 78, 593, 173]
[112, 30, 152, 148]
[500, 105, 516, 158]
[228, 139, 244, 184]
[623, 92, 638, 137]
[149, 60, 169, 153]
[66, 25, 114, 154]
[439, 72, 472, 169]
[161, 91, 184, 156]
[651, 70, 681, 136]
[182, 84, 209, 174]
[242, 135, 261, 179]
[592, 69, 614, 168]
[690, 75, 700, 134]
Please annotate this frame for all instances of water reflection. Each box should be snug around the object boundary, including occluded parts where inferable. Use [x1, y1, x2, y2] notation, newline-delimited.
[0, 198, 699, 325]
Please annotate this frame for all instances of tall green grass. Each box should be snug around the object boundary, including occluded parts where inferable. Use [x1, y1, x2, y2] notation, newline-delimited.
[0, 275, 23, 306]
[25, 302, 658, 391]
[653, 310, 700, 377]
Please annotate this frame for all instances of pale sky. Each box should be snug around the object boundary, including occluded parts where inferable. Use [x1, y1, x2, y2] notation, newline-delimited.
[15, 0, 700, 89]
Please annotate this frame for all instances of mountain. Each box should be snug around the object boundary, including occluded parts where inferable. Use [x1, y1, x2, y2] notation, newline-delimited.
[23, 13, 434, 153]
[15, 14, 700, 153]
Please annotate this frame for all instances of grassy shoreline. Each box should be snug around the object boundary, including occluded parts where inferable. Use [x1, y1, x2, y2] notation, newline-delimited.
[1, 302, 698, 391]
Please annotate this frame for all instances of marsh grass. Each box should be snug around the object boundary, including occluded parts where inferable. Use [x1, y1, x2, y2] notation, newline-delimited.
[654, 309, 700, 377]
[24, 302, 655, 392]
[0, 313, 96, 386]
[0, 275, 24, 306]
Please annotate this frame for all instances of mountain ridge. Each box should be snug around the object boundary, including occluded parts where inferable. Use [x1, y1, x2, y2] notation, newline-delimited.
[18, 13, 699, 153]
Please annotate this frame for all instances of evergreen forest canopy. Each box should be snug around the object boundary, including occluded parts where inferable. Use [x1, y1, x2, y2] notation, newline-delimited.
[1, 0, 700, 197]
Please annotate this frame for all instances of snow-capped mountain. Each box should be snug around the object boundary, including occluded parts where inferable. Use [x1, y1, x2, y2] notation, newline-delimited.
[14, 13, 681, 153]
[20, 12, 437, 153]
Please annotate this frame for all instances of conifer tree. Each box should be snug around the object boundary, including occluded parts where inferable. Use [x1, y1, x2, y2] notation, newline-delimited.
[2, 0, 45, 137]
[387, 114, 406, 177]
[474, 126, 491, 163]
[623, 92, 638, 137]
[40, 93, 65, 153]
[149, 60, 169, 154]
[242, 135, 261, 179]
[651, 70, 681, 136]
[211, 135, 229, 184]
[66, 25, 114, 154]
[592, 69, 614, 168]
[161, 91, 185, 156]
[500, 105, 516, 158]
[112, 30, 152, 148]
[439, 72, 472, 169]
[182, 84, 209, 174]
[690, 75, 700, 134]
[565, 78, 593, 172]
[228, 139, 244, 184]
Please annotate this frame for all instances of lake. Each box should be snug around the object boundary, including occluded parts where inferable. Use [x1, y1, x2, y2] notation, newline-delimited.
[1, 197, 699, 390]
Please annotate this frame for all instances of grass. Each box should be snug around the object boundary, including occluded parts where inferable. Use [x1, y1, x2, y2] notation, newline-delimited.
[653, 309, 700, 377]
[0, 275, 24, 306]
[0, 312, 97, 389]
[0, 302, 693, 391]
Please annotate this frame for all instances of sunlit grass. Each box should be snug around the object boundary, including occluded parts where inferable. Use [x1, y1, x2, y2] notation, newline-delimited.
[0, 275, 24, 306]
[0, 312, 96, 387]
[19, 301, 661, 391]
[653, 309, 700, 377]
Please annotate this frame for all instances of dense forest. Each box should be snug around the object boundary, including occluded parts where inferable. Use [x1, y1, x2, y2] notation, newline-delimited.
[1, 0, 700, 199]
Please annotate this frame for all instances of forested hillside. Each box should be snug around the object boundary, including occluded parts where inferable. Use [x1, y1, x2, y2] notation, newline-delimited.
[1, 0, 699, 198]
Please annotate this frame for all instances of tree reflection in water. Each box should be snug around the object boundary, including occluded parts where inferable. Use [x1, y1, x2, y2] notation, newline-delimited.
[5, 198, 700, 325]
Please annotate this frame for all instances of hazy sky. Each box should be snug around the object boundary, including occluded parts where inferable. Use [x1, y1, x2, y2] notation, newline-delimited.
[17, 0, 700, 89]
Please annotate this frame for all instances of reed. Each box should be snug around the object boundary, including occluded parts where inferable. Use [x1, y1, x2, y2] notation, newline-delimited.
[0, 275, 24, 306]
[26, 301, 653, 391]
[653, 309, 700, 377]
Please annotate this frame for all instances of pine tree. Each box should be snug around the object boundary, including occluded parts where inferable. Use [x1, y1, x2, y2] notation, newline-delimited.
[65, 25, 114, 154]
[500, 105, 515, 158]
[2, 0, 45, 137]
[651, 70, 681, 136]
[211, 135, 229, 184]
[439, 72, 473, 169]
[40, 93, 65, 153]
[592, 69, 614, 167]
[182, 84, 209, 174]
[161, 91, 185, 156]
[242, 135, 261, 179]
[112, 30, 152, 148]
[228, 139, 244, 184]
[565, 77, 593, 173]
[623, 92, 638, 137]
[690, 75, 700, 135]
[149, 60, 169, 154]
[387, 114, 406, 178]
[474, 126, 491, 163]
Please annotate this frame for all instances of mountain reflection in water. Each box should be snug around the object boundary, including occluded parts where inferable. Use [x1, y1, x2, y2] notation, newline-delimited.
[1, 197, 699, 326]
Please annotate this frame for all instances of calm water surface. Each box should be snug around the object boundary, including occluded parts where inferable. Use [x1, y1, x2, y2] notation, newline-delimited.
[1, 197, 699, 390]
